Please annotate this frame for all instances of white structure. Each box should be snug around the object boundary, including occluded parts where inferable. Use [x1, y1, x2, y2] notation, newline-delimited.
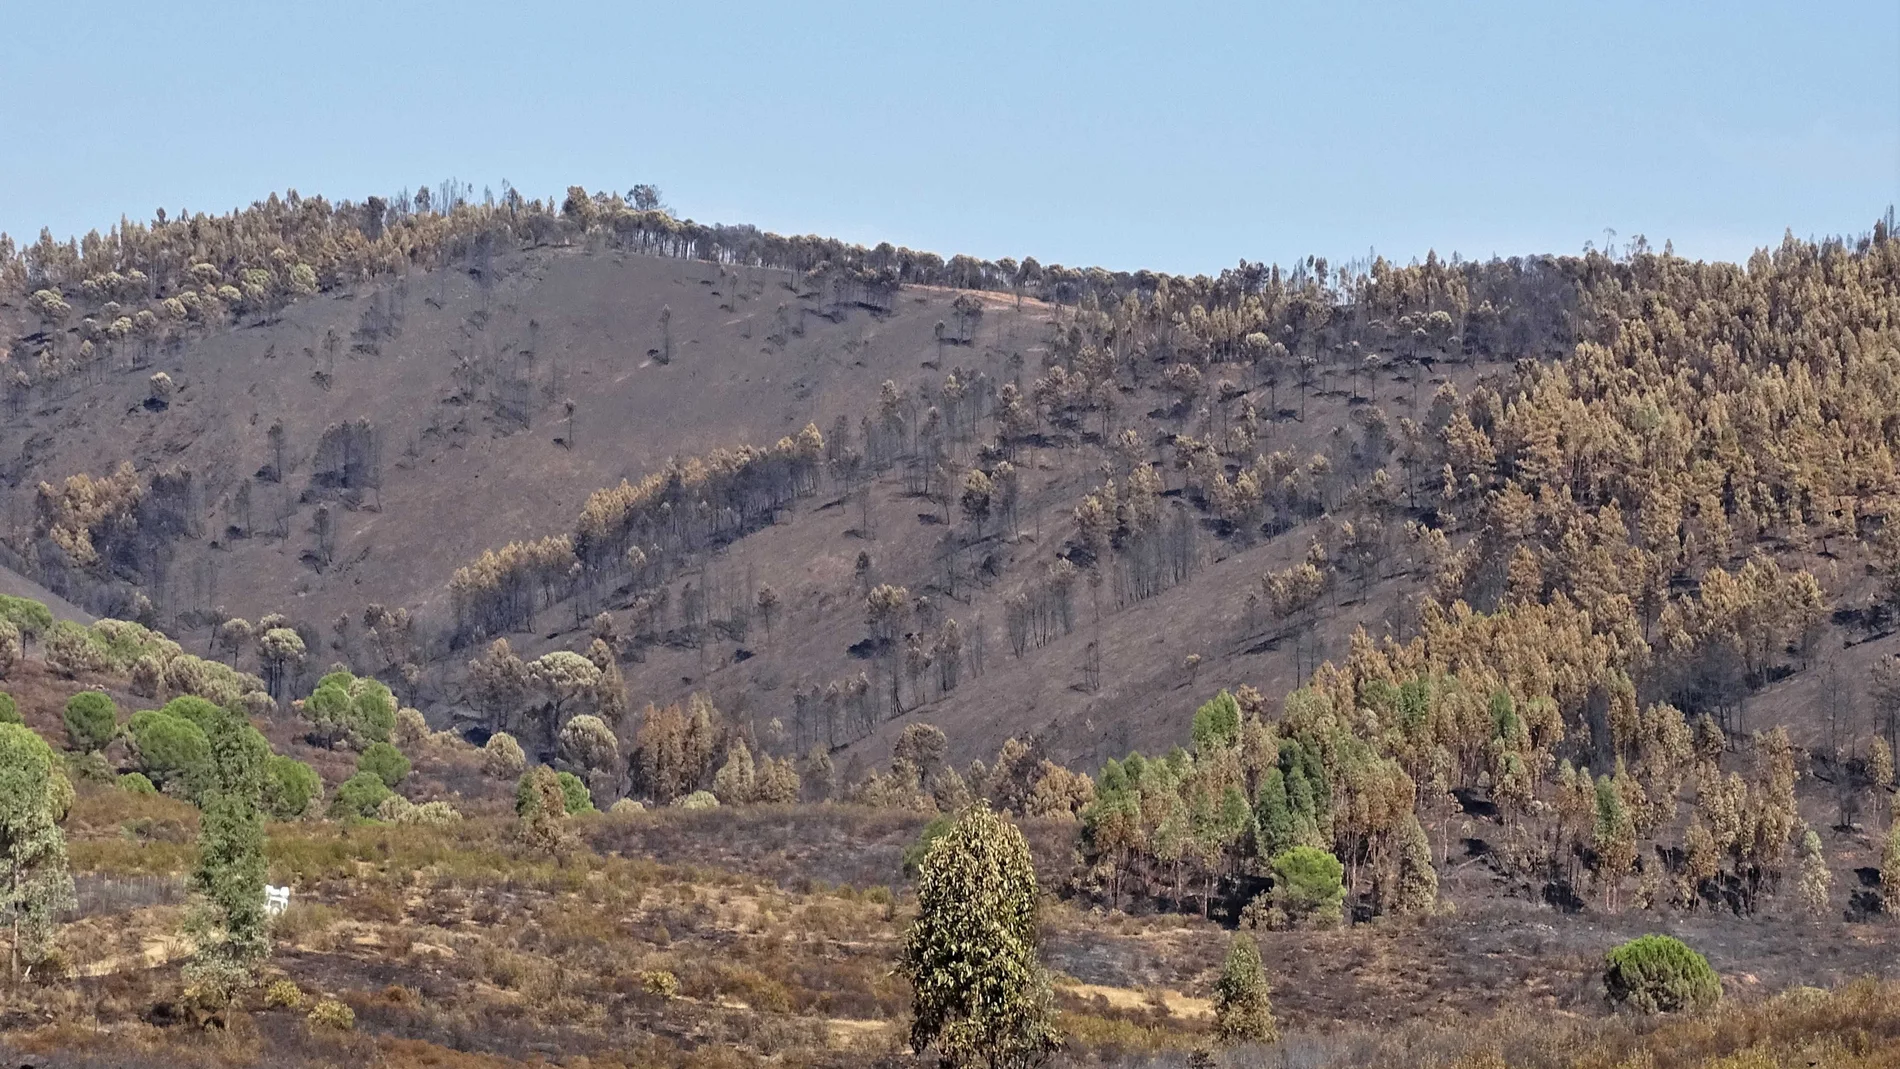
[264, 884, 291, 917]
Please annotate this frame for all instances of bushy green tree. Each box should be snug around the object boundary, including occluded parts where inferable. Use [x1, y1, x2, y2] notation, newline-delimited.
[1212, 932, 1278, 1044]
[62, 690, 117, 752]
[126, 709, 210, 795]
[329, 771, 393, 819]
[262, 755, 319, 820]
[1603, 935, 1720, 1013]
[898, 805, 1057, 1067]
[300, 672, 395, 749]
[0, 723, 76, 982]
[356, 741, 411, 788]
[1192, 690, 1242, 753]
[556, 770, 594, 813]
[1270, 846, 1345, 927]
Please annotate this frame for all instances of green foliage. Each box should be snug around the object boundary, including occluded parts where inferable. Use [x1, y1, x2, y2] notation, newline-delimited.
[117, 772, 157, 795]
[903, 813, 956, 879]
[306, 998, 355, 1031]
[1255, 767, 1296, 858]
[263, 979, 305, 1009]
[329, 771, 393, 820]
[0, 692, 18, 724]
[0, 596, 53, 642]
[1603, 935, 1721, 1013]
[515, 766, 573, 855]
[556, 770, 594, 813]
[62, 690, 117, 752]
[263, 755, 319, 820]
[0, 722, 77, 981]
[160, 695, 224, 736]
[1212, 933, 1278, 1044]
[126, 710, 211, 795]
[187, 703, 271, 999]
[300, 671, 395, 749]
[899, 805, 1058, 1068]
[356, 741, 411, 788]
[1270, 846, 1345, 927]
[1191, 690, 1242, 753]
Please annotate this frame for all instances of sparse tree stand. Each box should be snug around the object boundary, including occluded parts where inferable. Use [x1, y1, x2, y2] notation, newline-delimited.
[899, 806, 1058, 1068]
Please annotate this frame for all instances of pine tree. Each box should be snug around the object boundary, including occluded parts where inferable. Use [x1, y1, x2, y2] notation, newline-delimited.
[1212, 932, 1278, 1045]
[0, 724, 75, 983]
[898, 805, 1058, 1067]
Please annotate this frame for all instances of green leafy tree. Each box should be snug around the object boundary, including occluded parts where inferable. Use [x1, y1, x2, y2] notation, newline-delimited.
[126, 710, 211, 795]
[186, 704, 271, 1007]
[0, 692, 18, 724]
[62, 690, 117, 752]
[898, 805, 1058, 1068]
[1212, 932, 1279, 1044]
[262, 755, 319, 820]
[556, 771, 594, 813]
[1603, 935, 1721, 1013]
[0, 723, 76, 982]
[1191, 690, 1242, 753]
[356, 741, 411, 788]
[1270, 846, 1345, 928]
[329, 771, 393, 819]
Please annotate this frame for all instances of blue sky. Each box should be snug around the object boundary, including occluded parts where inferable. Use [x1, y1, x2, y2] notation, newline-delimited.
[2, 1, 1895, 275]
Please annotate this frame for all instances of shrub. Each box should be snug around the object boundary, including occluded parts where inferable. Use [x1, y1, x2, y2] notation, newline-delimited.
[1604, 935, 1721, 1013]
[609, 798, 646, 815]
[264, 980, 306, 1009]
[677, 790, 719, 810]
[118, 772, 157, 795]
[1270, 846, 1345, 928]
[356, 741, 411, 788]
[555, 771, 594, 813]
[328, 771, 393, 820]
[263, 755, 320, 820]
[62, 691, 117, 752]
[483, 732, 526, 778]
[640, 969, 679, 998]
[0, 691, 18, 724]
[306, 998, 355, 1031]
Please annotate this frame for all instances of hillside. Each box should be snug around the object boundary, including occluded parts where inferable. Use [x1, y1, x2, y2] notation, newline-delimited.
[4, 187, 1900, 1068]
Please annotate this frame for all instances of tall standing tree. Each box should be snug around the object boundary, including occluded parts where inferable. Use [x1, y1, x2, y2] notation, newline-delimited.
[1212, 932, 1279, 1045]
[185, 705, 271, 1008]
[898, 805, 1058, 1068]
[0, 724, 74, 984]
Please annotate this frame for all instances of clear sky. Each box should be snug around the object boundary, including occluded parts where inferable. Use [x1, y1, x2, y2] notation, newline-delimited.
[3, 1, 1896, 275]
